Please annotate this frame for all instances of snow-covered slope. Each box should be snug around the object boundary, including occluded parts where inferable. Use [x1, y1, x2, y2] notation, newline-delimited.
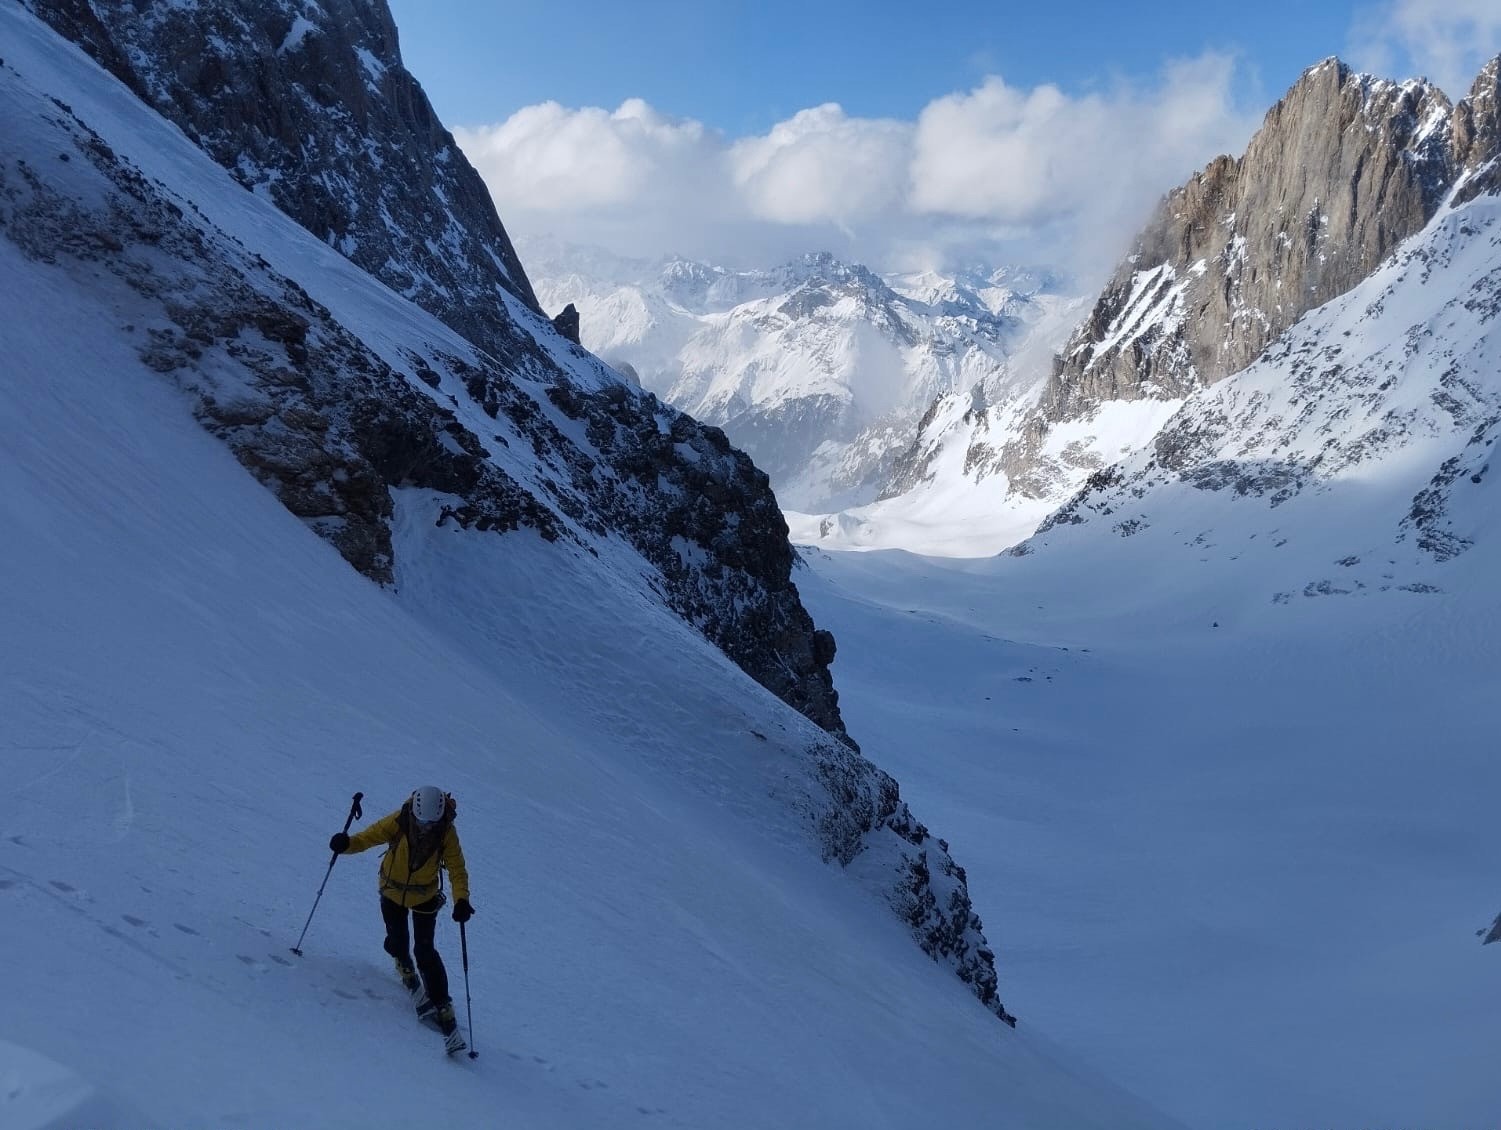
[789, 115, 1501, 1130]
[526, 238, 1082, 512]
[0, 242, 1165, 1128]
[23, 0, 864, 746]
[796, 527, 1501, 1129]
[0, 8, 1181, 1129]
[783, 359, 1169, 556]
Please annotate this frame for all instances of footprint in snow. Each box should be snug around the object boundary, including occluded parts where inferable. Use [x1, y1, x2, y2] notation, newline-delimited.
[48, 879, 77, 893]
[173, 923, 199, 936]
[121, 914, 149, 928]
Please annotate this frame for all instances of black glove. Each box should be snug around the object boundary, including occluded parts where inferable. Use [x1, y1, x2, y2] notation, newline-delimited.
[329, 832, 350, 853]
[452, 898, 474, 923]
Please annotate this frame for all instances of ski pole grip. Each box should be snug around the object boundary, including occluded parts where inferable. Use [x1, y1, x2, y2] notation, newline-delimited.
[342, 791, 364, 833]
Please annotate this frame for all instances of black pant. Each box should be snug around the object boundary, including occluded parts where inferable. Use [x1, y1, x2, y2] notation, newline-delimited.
[380, 895, 450, 1007]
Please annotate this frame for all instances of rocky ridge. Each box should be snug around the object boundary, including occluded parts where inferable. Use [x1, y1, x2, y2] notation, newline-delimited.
[31, 0, 540, 335]
[7, 0, 1014, 1022]
[1010, 57, 1501, 498]
[1015, 188, 1501, 597]
[874, 56, 1501, 542]
[25, 0, 849, 741]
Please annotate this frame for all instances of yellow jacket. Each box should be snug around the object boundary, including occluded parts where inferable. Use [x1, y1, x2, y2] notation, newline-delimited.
[344, 807, 470, 909]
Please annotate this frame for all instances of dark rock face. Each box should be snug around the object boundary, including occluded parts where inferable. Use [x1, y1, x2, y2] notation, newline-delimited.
[991, 56, 1501, 503]
[1049, 61, 1455, 414]
[31, 0, 541, 347]
[1452, 58, 1501, 205]
[551, 302, 581, 345]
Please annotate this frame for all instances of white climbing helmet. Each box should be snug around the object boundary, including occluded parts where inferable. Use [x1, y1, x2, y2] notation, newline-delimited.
[410, 785, 445, 826]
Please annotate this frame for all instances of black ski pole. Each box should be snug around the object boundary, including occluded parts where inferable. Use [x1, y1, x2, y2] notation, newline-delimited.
[291, 791, 363, 956]
[460, 919, 478, 1059]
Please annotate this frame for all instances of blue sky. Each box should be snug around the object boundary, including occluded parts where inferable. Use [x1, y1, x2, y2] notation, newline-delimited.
[384, 0, 1501, 278]
[390, 1, 1387, 134]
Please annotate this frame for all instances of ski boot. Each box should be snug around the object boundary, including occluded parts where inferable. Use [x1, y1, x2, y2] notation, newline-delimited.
[394, 958, 433, 1020]
[435, 1001, 466, 1055]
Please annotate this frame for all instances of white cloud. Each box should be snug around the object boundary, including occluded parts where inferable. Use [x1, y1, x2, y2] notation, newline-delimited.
[454, 54, 1259, 283]
[1350, 0, 1501, 98]
[453, 99, 715, 213]
[911, 55, 1256, 245]
[728, 104, 911, 227]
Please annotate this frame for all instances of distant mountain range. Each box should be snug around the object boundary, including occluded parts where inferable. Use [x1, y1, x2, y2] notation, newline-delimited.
[522, 239, 1085, 513]
[538, 57, 1500, 561]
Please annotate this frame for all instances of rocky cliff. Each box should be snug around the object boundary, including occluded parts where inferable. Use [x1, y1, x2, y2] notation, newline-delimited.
[10, 0, 1014, 1022]
[27, 0, 851, 742]
[1013, 185, 1501, 601]
[872, 56, 1501, 534]
[30, 0, 541, 340]
[1005, 57, 1501, 501]
[1451, 57, 1501, 205]
[1051, 62, 1453, 410]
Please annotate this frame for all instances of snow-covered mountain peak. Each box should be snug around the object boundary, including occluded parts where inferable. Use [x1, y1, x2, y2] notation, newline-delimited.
[528, 240, 1082, 512]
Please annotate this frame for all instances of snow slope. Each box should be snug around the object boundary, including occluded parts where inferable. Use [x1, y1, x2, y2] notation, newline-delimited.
[0, 11, 1170, 1130]
[797, 524, 1501, 1128]
[794, 183, 1501, 1129]
[784, 392, 1183, 557]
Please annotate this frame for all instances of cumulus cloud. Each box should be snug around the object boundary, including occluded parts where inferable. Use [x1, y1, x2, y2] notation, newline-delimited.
[728, 104, 911, 227]
[454, 53, 1259, 283]
[911, 53, 1257, 271]
[1350, 0, 1501, 98]
[453, 99, 716, 214]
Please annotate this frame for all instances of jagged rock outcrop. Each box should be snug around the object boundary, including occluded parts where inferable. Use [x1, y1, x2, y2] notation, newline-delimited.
[551, 302, 581, 345]
[1452, 58, 1501, 204]
[811, 735, 1015, 1025]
